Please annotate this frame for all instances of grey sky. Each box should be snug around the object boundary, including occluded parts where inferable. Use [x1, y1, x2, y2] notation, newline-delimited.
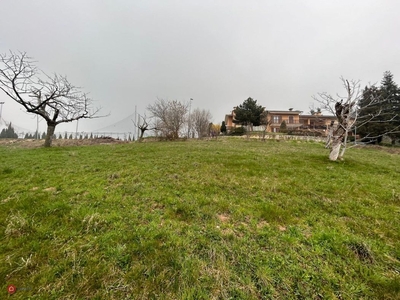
[1, 0, 399, 134]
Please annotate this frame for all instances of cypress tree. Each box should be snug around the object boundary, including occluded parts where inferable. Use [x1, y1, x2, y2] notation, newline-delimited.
[221, 121, 227, 134]
[0, 123, 18, 138]
[280, 120, 288, 133]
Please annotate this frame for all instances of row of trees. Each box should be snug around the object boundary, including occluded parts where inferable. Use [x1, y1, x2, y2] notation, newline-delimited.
[134, 98, 214, 141]
[0, 123, 18, 138]
[0, 124, 133, 141]
[22, 132, 107, 140]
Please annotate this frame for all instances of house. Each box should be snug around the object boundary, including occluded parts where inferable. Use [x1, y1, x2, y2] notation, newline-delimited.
[265, 109, 303, 132]
[224, 108, 236, 132]
[225, 107, 338, 135]
[225, 108, 236, 131]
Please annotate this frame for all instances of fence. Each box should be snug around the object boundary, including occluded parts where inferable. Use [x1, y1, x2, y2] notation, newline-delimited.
[14, 131, 134, 141]
[243, 133, 326, 143]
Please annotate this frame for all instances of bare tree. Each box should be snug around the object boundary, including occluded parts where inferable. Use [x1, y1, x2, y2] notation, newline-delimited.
[313, 77, 396, 161]
[208, 123, 221, 139]
[259, 111, 272, 141]
[132, 113, 155, 142]
[313, 78, 360, 160]
[191, 108, 212, 139]
[0, 51, 102, 147]
[147, 98, 188, 140]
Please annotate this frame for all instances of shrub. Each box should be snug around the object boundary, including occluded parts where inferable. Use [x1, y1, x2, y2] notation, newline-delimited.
[229, 126, 246, 136]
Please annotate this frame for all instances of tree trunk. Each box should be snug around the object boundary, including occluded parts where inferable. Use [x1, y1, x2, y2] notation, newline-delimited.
[328, 99, 352, 161]
[139, 129, 145, 142]
[328, 124, 346, 161]
[44, 123, 56, 147]
[329, 137, 341, 161]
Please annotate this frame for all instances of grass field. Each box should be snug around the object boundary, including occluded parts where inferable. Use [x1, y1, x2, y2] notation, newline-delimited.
[0, 138, 399, 299]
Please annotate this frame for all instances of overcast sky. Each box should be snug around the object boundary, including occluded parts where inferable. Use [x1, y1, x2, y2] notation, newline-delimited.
[1, 0, 399, 134]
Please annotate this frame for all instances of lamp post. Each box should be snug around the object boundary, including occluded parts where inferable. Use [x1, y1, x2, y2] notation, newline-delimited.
[0, 102, 4, 126]
[188, 98, 193, 138]
[75, 119, 79, 139]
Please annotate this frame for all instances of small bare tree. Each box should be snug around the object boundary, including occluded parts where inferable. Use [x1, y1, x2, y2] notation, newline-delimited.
[258, 111, 272, 141]
[147, 98, 188, 140]
[0, 51, 102, 147]
[191, 108, 212, 139]
[132, 114, 155, 142]
[208, 123, 221, 139]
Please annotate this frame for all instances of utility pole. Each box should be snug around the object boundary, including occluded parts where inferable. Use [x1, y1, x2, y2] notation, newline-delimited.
[36, 114, 39, 139]
[188, 98, 193, 138]
[0, 102, 4, 126]
[135, 105, 139, 141]
[75, 119, 79, 139]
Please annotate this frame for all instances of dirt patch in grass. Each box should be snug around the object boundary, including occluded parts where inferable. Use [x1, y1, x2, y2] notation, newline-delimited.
[0, 138, 128, 148]
[217, 214, 230, 223]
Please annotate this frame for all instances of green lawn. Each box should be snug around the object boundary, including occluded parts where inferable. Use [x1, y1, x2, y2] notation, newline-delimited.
[0, 139, 399, 299]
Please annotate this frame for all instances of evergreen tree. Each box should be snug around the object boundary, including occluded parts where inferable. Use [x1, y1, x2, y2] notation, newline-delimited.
[41, 132, 46, 139]
[69, 134, 73, 139]
[357, 85, 383, 143]
[357, 71, 400, 144]
[280, 120, 288, 133]
[58, 133, 62, 139]
[0, 123, 18, 138]
[380, 71, 400, 144]
[64, 132, 68, 139]
[24, 133, 29, 139]
[233, 97, 265, 128]
[220, 121, 227, 134]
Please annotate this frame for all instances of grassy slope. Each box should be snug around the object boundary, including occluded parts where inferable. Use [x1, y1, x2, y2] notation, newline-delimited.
[0, 139, 399, 299]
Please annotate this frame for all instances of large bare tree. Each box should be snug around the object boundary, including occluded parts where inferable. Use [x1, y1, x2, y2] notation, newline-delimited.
[314, 77, 394, 161]
[147, 98, 188, 140]
[191, 108, 212, 139]
[0, 51, 101, 147]
[314, 78, 360, 160]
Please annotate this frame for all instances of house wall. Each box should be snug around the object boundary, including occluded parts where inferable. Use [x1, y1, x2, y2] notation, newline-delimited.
[267, 111, 302, 132]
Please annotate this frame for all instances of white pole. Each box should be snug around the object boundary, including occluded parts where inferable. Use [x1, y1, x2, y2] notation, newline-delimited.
[188, 98, 193, 138]
[36, 114, 39, 139]
[134, 105, 137, 140]
[75, 120, 79, 139]
[0, 102, 4, 126]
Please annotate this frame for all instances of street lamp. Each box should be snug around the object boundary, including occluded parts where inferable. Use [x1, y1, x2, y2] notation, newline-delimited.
[188, 98, 193, 138]
[0, 102, 4, 126]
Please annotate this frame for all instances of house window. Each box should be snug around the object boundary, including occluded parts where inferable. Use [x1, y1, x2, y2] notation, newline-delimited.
[289, 116, 294, 124]
[273, 116, 280, 123]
